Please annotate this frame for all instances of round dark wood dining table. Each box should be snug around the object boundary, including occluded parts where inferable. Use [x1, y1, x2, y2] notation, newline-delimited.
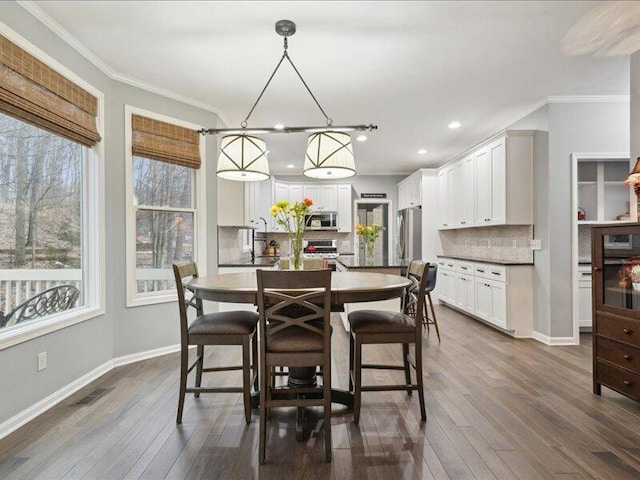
[187, 271, 412, 411]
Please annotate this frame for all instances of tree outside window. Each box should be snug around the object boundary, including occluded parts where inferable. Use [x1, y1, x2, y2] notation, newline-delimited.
[0, 112, 84, 321]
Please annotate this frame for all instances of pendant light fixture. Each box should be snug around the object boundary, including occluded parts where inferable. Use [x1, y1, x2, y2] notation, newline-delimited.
[201, 20, 377, 181]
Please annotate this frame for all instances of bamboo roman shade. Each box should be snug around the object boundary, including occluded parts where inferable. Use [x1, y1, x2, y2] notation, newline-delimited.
[0, 34, 101, 147]
[132, 115, 201, 169]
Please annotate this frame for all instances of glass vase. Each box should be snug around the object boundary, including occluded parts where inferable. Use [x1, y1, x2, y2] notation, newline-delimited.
[290, 234, 304, 270]
[366, 238, 376, 263]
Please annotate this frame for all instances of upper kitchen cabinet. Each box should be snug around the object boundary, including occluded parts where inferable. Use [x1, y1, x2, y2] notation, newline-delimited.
[398, 170, 422, 210]
[304, 184, 338, 211]
[337, 184, 354, 232]
[437, 130, 537, 230]
[577, 159, 632, 223]
[244, 179, 274, 230]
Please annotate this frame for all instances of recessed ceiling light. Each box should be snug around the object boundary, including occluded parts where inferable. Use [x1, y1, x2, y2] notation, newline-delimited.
[274, 123, 284, 130]
[417, 149, 427, 155]
[286, 164, 295, 169]
[356, 135, 367, 142]
[448, 121, 461, 129]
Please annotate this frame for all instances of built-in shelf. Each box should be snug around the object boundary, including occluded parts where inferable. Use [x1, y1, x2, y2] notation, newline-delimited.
[578, 220, 631, 225]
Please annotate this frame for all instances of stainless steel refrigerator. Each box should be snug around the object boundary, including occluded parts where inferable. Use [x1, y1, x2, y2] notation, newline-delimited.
[397, 206, 422, 261]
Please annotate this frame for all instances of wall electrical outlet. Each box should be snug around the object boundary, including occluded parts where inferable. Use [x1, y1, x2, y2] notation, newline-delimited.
[531, 239, 542, 251]
[37, 351, 47, 371]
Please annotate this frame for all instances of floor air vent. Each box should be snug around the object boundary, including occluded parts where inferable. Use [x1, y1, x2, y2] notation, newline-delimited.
[75, 387, 114, 405]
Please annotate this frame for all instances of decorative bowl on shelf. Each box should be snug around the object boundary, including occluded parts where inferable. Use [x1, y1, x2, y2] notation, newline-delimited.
[633, 283, 640, 291]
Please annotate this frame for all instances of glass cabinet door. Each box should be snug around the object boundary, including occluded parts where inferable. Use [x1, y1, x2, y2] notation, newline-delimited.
[599, 228, 640, 311]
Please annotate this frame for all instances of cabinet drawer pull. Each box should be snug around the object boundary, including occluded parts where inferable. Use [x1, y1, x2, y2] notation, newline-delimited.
[623, 380, 632, 386]
[623, 328, 632, 334]
[623, 354, 632, 360]
[491, 272, 501, 276]
[477, 269, 485, 273]
[461, 266, 468, 270]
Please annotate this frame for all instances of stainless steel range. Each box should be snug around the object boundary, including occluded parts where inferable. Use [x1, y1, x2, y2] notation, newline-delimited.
[303, 239, 339, 259]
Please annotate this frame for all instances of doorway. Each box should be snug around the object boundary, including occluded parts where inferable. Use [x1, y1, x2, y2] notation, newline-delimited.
[571, 152, 631, 345]
[353, 199, 394, 261]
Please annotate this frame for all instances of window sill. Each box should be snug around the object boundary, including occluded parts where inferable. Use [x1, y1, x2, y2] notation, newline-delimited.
[127, 291, 177, 308]
[0, 306, 105, 351]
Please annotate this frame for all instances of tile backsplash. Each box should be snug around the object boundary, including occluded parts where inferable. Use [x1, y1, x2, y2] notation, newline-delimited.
[217, 226, 353, 263]
[439, 225, 533, 263]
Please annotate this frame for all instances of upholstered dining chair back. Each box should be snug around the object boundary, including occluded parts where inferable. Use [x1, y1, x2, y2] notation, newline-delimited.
[255, 268, 333, 463]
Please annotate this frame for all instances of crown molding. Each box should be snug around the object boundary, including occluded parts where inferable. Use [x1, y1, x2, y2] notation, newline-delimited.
[17, 0, 230, 127]
[547, 95, 630, 103]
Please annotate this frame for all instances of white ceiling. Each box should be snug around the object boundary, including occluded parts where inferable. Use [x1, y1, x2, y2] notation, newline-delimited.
[28, 1, 634, 175]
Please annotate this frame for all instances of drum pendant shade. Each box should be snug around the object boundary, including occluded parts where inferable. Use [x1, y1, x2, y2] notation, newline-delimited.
[217, 134, 270, 181]
[303, 131, 356, 179]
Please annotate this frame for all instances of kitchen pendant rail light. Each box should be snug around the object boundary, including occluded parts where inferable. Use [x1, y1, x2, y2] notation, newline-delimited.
[201, 20, 377, 181]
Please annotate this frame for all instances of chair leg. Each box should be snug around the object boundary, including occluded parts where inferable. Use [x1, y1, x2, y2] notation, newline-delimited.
[427, 293, 441, 342]
[242, 337, 251, 424]
[402, 343, 412, 395]
[252, 331, 259, 392]
[323, 361, 332, 463]
[259, 361, 268, 464]
[348, 330, 354, 393]
[415, 337, 426, 422]
[177, 344, 188, 424]
[353, 335, 362, 424]
[194, 345, 204, 398]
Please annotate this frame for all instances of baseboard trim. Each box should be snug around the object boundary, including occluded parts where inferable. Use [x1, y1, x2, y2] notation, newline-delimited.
[532, 331, 577, 345]
[0, 343, 182, 441]
[112, 344, 181, 368]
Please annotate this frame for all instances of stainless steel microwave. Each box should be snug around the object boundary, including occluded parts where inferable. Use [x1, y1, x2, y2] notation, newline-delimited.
[305, 212, 338, 230]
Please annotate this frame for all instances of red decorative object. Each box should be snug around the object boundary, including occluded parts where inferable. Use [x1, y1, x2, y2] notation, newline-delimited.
[577, 207, 586, 221]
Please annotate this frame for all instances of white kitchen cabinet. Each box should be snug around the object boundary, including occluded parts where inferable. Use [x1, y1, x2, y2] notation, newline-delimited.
[460, 155, 475, 227]
[438, 130, 537, 230]
[244, 179, 273, 229]
[319, 184, 338, 211]
[303, 184, 320, 205]
[303, 184, 338, 211]
[398, 171, 422, 210]
[337, 184, 353, 232]
[289, 184, 303, 204]
[475, 137, 507, 225]
[578, 264, 592, 328]
[455, 273, 475, 314]
[437, 169, 449, 228]
[438, 257, 533, 337]
[274, 181, 289, 203]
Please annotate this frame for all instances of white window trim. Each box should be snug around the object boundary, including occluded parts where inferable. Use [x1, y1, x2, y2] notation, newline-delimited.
[124, 105, 207, 307]
[0, 21, 105, 351]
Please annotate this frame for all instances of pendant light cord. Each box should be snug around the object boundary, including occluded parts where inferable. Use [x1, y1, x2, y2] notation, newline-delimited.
[242, 36, 333, 128]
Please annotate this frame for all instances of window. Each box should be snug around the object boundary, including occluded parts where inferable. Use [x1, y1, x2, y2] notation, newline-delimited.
[0, 28, 103, 348]
[125, 107, 206, 306]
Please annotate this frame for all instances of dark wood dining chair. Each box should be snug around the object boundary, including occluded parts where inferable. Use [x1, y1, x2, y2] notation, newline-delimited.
[348, 260, 428, 423]
[256, 269, 333, 464]
[413, 263, 440, 341]
[172, 262, 258, 424]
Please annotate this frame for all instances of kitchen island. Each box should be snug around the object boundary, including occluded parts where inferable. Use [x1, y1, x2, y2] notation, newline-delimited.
[335, 255, 412, 331]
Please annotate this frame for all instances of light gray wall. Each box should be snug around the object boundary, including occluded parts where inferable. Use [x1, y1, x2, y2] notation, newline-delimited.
[538, 102, 629, 338]
[0, 0, 113, 428]
[632, 52, 640, 167]
[510, 104, 549, 131]
[0, 2, 221, 425]
[109, 84, 219, 357]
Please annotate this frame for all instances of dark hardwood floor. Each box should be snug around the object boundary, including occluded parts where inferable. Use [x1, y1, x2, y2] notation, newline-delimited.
[1, 305, 640, 479]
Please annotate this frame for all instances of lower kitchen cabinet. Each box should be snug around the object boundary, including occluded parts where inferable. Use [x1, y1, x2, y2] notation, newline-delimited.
[437, 257, 533, 337]
[578, 264, 593, 329]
